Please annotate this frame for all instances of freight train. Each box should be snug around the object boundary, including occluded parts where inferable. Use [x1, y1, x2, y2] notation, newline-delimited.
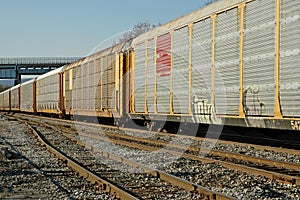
[1, 0, 300, 132]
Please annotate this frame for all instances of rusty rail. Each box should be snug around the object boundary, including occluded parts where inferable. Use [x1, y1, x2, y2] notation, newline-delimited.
[8, 113, 300, 186]
[51, 125, 235, 200]
[25, 124, 139, 200]
[96, 131, 300, 172]
[75, 131, 300, 187]
[7, 113, 236, 200]
[13, 113, 300, 156]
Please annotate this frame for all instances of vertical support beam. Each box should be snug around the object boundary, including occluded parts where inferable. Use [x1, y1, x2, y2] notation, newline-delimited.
[115, 53, 120, 112]
[125, 52, 130, 114]
[130, 50, 136, 113]
[36, 80, 40, 112]
[33, 81, 37, 113]
[170, 31, 174, 115]
[63, 70, 66, 109]
[239, 4, 246, 118]
[154, 37, 158, 114]
[211, 14, 217, 106]
[18, 87, 20, 110]
[59, 72, 64, 116]
[69, 69, 73, 90]
[119, 53, 124, 115]
[86, 62, 89, 110]
[100, 57, 103, 110]
[274, 0, 283, 118]
[145, 41, 149, 114]
[2, 94, 4, 110]
[9, 90, 11, 111]
[80, 65, 83, 110]
[188, 23, 193, 115]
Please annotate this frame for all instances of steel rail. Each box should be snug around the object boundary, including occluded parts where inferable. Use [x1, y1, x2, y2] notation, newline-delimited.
[50, 124, 236, 200]
[53, 122, 300, 179]
[13, 113, 300, 156]
[73, 131, 300, 187]
[7, 114, 236, 200]
[24, 122, 139, 200]
[8, 113, 300, 186]
[94, 131, 300, 173]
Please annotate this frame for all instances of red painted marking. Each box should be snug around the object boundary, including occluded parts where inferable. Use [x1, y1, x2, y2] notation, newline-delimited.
[156, 33, 171, 77]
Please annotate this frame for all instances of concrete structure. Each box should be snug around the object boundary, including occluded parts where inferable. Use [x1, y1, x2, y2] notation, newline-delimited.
[0, 57, 80, 84]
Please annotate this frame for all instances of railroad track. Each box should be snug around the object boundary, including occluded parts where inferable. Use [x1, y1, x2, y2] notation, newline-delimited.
[13, 113, 300, 156]
[67, 128, 300, 185]
[8, 113, 300, 173]
[0, 116, 117, 199]
[5, 113, 300, 199]
[3, 114, 234, 200]
[28, 113, 299, 185]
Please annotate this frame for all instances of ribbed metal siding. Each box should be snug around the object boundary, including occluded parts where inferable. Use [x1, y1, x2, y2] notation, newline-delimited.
[80, 66, 84, 110]
[244, 0, 276, 116]
[172, 26, 190, 114]
[75, 67, 82, 110]
[156, 34, 171, 113]
[65, 69, 71, 111]
[11, 88, 19, 110]
[95, 58, 102, 110]
[92, 59, 101, 111]
[74, 66, 83, 110]
[88, 61, 95, 110]
[83, 63, 89, 110]
[147, 39, 155, 113]
[108, 55, 116, 109]
[0, 93, 3, 110]
[101, 57, 108, 109]
[79, 66, 84, 110]
[70, 68, 76, 110]
[101, 54, 116, 110]
[215, 8, 240, 115]
[37, 74, 60, 111]
[192, 18, 212, 107]
[51, 74, 60, 110]
[280, 0, 300, 117]
[21, 83, 34, 112]
[134, 43, 146, 113]
[72, 67, 80, 110]
[3, 91, 9, 110]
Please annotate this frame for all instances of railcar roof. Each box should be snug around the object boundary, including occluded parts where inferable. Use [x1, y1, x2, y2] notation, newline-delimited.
[65, 40, 132, 70]
[0, 90, 10, 95]
[10, 84, 21, 91]
[132, 0, 245, 46]
[21, 78, 36, 86]
[36, 66, 65, 81]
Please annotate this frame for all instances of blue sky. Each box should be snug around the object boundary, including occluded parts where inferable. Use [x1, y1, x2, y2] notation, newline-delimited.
[0, 1, 211, 57]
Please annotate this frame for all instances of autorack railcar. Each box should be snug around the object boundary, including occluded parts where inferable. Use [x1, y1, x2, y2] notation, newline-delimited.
[0, 0, 300, 132]
[128, 0, 300, 131]
[63, 41, 130, 120]
[36, 67, 65, 116]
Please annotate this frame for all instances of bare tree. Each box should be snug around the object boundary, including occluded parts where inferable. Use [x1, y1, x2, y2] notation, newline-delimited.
[116, 22, 157, 43]
[204, 0, 218, 6]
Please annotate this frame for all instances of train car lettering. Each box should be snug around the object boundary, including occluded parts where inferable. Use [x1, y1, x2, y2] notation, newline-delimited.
[291, 120, 300, 130]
